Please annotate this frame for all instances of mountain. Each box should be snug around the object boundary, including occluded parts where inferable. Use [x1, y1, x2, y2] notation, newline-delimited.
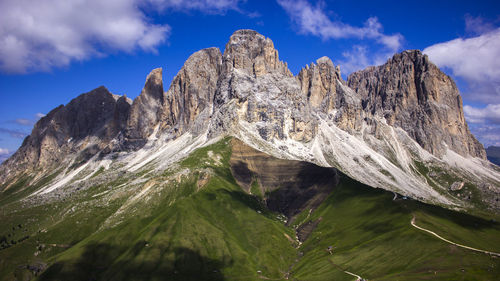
[1, 29, 500, 280]
[487, 146, 500, 166]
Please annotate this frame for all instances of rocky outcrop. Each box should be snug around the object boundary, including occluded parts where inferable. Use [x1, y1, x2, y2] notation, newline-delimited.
[125, 68, 164, 148]
[348, 50, 486, 159]
[222, 29, 291, 78]
[0, 86, 130, 186]
[297, 56, 341, 110]
[161, 48, 222, 136]
[297, 57, 364, 132]
[214, 29, 316, 142]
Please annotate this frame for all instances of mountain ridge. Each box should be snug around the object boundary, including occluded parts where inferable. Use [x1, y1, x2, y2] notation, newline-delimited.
[0, 29, 499, 211]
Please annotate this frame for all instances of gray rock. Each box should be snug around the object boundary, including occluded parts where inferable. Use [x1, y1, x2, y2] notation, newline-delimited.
[348, 50, 486, 159]
[0, 86, 128, 185]
[124, 68, 164, 148]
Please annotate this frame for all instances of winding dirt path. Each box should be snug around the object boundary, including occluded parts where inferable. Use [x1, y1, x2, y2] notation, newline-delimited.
[343, 270, 363, 280]
[327, 260, 364, 280]
[411, 216, 500, 257]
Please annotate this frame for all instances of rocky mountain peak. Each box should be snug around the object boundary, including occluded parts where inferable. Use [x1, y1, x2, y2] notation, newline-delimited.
[161, 47, 222, 136]
[223, 29, 291, 77]
[125, 68, 165, 147]
[297, 56, 343, 110]
[348, 50, 486, 159]
[142, 67, 164, 101]
[0, 86, 129, 184]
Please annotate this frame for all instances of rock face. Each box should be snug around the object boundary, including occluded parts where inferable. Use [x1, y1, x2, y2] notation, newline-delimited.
[161, 48, 222, 136]
[347, 50, 486, 159]
[298, 56, 342, 110]
[230, 138, 338, 222]
[125, 68, 164, 148]
[297, 57, 364, 132]
[214, 29, 316, 142]
[0, 86, 130, 185]
[222, 29, 291, 78]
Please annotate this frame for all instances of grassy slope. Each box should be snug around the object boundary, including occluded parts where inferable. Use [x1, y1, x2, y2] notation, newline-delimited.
[0, 138, 499, 280]
[34, 138, 297, 281]
[291, 176, 500, 280]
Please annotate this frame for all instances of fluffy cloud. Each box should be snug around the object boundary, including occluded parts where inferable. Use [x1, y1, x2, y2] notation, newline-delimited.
[14, 118, 33, 126]
[277, 0, 403, 51]
[424, 28, 500, 84]
[0, 0, 244, 74]
[36, 113, 46, 119]
[146, 0, 243, 14]
[464, 104, 500, 124]
[423, 27, 500, 104]
[277, 0, 402, 75]
[0, 148, 11, 163]
[0, 128, 28, 138]
[469, 125, 500, 148]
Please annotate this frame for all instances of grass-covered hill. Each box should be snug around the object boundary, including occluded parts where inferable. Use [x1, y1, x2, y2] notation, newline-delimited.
[1, 138, 500, 280]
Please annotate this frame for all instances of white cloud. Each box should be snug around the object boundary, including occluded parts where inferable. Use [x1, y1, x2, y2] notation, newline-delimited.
[465, 15, 496, 35]
[36, 113, 46, 119]
[277, 0, 403, 51]
[0, 128, 27, 138]
[464, 104, 500, 124]
[0, 0, 170, 73]
[337, 45, 395, 75]
[14, 118, 33, 126]
[469, 125, 500, 147]
[424, 28, 500, 83]
[147, 0, 243, 14]
[0, 0, 244, 74]
[423, 28, 500, 103]
[0, 148, 11, 163]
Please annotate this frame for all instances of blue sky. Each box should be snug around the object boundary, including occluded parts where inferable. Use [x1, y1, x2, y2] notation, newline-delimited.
[0, 0, 499, 161]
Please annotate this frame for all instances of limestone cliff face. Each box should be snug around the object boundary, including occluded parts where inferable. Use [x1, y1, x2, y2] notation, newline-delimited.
[222, 29, 291, 78]
[0, 86, 130, 185]
[347, 50, 486, 159]
[125, 68, 164, 148]
[297, 56, 364, 132]
[298, 56, 341, 110]
[161, 48, 222, 136]
[214, 29, 316, 142]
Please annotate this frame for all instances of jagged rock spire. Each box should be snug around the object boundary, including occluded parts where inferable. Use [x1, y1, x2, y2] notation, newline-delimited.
[162, 47, 222, 136]
[125, 68, 164, 147]
[222, 29, 292, 77]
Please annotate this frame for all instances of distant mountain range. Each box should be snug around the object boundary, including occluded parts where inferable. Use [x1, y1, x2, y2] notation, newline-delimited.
[487, 146, 500, 166]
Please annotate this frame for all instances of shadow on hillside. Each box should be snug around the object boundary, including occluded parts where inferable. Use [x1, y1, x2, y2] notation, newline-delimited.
[39, 243, 229, 281]
[413, 201, 500, 231]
